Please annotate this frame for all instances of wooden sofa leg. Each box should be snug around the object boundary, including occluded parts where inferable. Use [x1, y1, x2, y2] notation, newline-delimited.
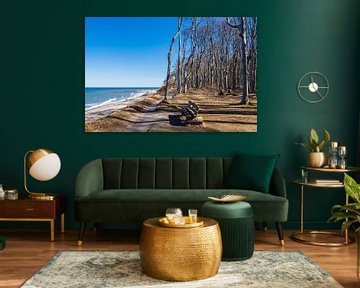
[262, 222, 268, 232]
[93, 223, 98, 233]
[77, 222, 86, 246]
[276, 222, 285, 246]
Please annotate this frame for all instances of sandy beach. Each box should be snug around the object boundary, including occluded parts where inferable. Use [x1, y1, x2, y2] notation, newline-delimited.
[85, 90, 257, 132]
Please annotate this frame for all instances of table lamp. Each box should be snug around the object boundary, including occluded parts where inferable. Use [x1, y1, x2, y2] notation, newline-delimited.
[24, 148, 61, 199]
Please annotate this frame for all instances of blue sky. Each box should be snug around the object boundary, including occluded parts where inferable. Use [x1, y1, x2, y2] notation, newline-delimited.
[85, 17, 180, 87]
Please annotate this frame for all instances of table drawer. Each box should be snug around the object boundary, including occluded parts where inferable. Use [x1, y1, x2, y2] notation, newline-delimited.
[0, 201, 55, 218]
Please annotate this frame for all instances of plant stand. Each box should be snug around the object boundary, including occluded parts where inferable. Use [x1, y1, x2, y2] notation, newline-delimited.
[291, 166, 359, 246]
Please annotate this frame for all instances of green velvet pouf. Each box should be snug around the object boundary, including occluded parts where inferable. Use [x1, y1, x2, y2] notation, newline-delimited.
[201, 201, 254, 261]
[0, 236, 6, 250]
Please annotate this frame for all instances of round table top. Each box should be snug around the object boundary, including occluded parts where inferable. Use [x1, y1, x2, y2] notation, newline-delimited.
[143, 217, 217, 229]
[293, 179, 344, 188]
[301, 166, 360, 172]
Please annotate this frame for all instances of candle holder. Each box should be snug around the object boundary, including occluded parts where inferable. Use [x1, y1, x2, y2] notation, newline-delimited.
[328, 142, 338, 169]
[337, 146, 347, 169]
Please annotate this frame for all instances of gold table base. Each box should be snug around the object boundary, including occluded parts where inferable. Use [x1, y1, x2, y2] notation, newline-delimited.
[291, 230, 355, 247]
[293, 173, 359, 247]
[140, 217, 222, 282]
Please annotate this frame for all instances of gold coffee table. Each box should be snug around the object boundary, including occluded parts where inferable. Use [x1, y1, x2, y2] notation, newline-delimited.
[139, 217, 222, 281]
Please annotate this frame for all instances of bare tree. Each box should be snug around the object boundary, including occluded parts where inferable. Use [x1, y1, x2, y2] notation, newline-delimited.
[164, 17, 183, 101]
[247, 17, 257, 94]
[226, 17, 249, 104]
[177, 18, 183, 93]
[182, 17, 199, 93]
[167, 17, 256, 102]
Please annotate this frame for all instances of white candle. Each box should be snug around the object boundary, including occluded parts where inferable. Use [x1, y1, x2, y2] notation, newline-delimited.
[338, 146, 346, 153]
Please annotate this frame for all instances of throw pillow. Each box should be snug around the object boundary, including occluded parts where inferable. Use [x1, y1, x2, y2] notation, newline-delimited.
[223, 153, 280, 193]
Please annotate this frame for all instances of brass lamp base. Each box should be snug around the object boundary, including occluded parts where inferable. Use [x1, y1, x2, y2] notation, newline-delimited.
[28, 193, 55, 200]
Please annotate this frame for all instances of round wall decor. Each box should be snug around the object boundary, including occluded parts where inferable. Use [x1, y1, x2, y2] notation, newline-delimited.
[297, 72, 329, 103]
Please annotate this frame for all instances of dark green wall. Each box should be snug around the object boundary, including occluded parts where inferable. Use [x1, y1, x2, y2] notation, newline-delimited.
[1, 0, 359, 230]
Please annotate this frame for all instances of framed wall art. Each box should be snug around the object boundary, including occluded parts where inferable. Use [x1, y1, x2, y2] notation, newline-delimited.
[85, 17, 257, 132]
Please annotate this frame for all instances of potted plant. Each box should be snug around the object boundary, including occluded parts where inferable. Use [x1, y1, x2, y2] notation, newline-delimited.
[329, 173, 360, 279]
[329, 173, 360, 233]
[297, 128, 330, 167]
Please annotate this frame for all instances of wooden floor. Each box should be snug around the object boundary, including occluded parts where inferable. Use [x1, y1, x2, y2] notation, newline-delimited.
[0, 228, 358, 288]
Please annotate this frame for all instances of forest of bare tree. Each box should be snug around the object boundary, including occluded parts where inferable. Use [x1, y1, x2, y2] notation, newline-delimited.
[164, 17, 257, 105]
[86, 17, 258, 132]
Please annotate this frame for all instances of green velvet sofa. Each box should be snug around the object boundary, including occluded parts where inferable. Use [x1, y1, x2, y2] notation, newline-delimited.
[74, 157, 288, 245]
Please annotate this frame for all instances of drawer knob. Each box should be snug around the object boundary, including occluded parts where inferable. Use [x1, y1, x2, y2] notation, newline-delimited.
[25, 208, 35, 211]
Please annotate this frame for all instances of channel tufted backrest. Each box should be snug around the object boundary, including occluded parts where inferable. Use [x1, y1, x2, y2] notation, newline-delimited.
[102, 158, 233, 189]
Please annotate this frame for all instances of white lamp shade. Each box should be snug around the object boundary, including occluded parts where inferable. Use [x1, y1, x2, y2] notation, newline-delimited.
[29, 153, 61, 181]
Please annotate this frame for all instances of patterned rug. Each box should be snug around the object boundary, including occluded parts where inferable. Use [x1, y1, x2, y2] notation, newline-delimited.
[21, 251, 342, 288]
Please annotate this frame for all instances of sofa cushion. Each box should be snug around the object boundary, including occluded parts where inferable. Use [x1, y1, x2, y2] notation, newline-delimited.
[101, 158, 235, 190]
[223, 153, 280, 193]
[75, 189, 288, 222]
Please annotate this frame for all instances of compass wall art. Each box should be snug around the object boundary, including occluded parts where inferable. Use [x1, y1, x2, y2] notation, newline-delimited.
[297, 72, 329, 103]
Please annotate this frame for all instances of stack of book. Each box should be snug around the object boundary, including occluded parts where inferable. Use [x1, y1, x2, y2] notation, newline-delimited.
[314, 179, 341, 185]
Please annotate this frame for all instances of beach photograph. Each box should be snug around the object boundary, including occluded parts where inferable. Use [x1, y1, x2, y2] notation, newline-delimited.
[85, 17, 257, 132]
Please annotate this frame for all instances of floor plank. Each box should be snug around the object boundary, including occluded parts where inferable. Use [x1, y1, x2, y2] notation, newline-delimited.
[0, 229, 358, 287]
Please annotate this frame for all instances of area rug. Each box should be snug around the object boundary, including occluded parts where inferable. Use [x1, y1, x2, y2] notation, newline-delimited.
[21, 251, 342, 288]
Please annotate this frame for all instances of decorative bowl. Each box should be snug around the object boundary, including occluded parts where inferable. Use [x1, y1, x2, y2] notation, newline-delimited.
[159, 216, 204, 228]
[208, 194, 246, 203]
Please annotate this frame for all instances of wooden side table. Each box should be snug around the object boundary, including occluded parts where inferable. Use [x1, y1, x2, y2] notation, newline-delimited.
[291, 166, 359, 246]
[0, 195, 66, 241]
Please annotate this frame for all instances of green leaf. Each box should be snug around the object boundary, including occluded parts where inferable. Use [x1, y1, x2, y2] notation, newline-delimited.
[309, 136, 315, 147]
[297, 128, 331, 153]
[343, 205, 360, 215]
[331, 204, 348, 210]
[344, 173, 360, 204]
[323, 129, 330, 144]
[309, 137, 317, 152]
[329, 212, 357, 221]
[331, 203, 360, 215]
[296, 142, 312, 152]
[317, 140, 325, 152]
[341, 220, 358, 234]
[310, 128, 319, 144]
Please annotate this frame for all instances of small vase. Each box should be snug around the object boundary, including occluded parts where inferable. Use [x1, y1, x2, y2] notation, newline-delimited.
[308, 152, 328, 168]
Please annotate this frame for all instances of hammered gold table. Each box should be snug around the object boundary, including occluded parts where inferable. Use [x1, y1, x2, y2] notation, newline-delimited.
[139, 217, 222, 281]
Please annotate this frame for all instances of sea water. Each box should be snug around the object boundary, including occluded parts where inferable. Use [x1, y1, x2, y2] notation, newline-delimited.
[85, 87, 159, 111]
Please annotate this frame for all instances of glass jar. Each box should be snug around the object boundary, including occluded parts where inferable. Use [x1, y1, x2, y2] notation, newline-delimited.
[0, 184, 4, 199]
[165, 208, 183, 224]
[5, 189, 18, 200]
[337, 146, 347, 169]
[301, 169, 308, 183]
[328, 142, 338, 169]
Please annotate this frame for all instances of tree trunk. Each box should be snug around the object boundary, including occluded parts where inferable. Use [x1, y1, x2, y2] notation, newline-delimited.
[165, 17, 183, 101]
[226, 17, 249, 104]
[177, 18, 182, 94]
[239, 18, 248, 104]
[232, 56, 237, 91]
